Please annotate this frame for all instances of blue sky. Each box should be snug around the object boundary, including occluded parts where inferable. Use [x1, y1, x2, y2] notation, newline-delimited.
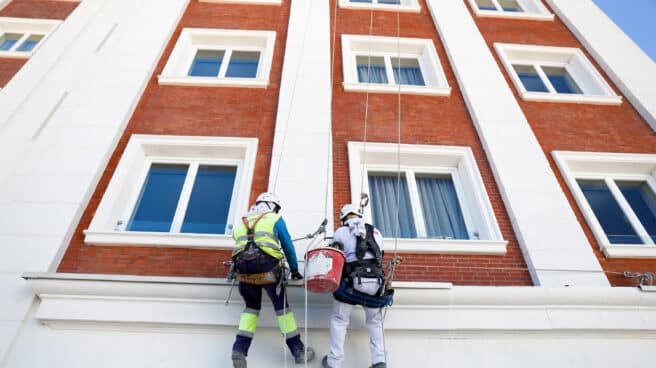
[593, 0, 656, 62]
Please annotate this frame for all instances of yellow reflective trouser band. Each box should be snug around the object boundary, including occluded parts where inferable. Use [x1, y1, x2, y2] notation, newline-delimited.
[237, 310, 259, 337]
[276, 311, 299, 336]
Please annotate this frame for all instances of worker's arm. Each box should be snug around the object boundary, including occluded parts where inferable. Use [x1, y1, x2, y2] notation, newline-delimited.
[274, 218, 299, 273]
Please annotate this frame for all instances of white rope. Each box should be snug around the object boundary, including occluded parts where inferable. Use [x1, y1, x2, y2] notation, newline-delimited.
[358, 5, 376, 200]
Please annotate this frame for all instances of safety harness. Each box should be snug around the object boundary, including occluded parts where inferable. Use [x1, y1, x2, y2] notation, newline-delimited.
[333, 224, 394, 308]
[233, 212, 282, 285]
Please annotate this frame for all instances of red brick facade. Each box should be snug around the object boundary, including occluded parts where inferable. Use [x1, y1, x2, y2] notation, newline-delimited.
[0, 0, 79, 87]
[57, 1, 291, 277]
[330, 0, 532, 285]
[472, 1, 656, 286]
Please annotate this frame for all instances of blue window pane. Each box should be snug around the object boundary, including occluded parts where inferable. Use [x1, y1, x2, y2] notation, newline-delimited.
[128, 164, 188, 232]
[499, 0, 522, 12]
[475, 0, 497, 10]
[379, 0, 401, 4]
[226, 51, 260, 78]
[0, 33, 21, 51]
[618, 181, 656, 243]
[543, 66, 582, 94]
[391, 58, 425, 86]
[578, 179, 642, 244]
[351, 0, 372, 3]
[513, 64, 548, 92]
[188, 50, 224, 77]
[181, 166, 237, 234]
[357, 56, 388, 84]
[369, 173, 416, 238]
[416, 175, 468, 239]
[16, 35, 43, 52]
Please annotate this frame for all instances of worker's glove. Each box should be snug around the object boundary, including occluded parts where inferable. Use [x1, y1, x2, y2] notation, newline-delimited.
[290, 271, 304, 280]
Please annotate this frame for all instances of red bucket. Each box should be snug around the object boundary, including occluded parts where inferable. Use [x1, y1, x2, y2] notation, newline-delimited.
[304, 247, 345, 293]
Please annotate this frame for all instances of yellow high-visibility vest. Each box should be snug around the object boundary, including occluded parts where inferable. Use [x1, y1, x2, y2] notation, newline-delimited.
[232, 212, 283, 260]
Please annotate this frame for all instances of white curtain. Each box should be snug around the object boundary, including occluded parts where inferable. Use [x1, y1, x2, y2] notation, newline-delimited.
[368, 174, 416, 238]
[416, 176, 468, 239]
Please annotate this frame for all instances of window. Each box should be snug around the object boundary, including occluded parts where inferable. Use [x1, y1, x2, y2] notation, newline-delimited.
[467, 0, 554, 20]
[342, 35, 450, 96]
[84, 135, 259, 248]
[553, 151, 656, 258]
[338, 0, 420, 13]
[495, 43, 622, 105]
[348, 142, 506, 254]
[0, 17, 60, 58]
[158, 28, 276, 88]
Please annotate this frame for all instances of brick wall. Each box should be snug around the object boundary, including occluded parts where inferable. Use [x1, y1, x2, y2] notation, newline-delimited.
[472, 0, 656, 286]
[0, 0, 79, 87]
[57, 1, 291, 277]
[330, 0, 532, 286]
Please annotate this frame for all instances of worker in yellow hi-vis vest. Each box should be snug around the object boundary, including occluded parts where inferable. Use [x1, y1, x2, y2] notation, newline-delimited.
[230, 192, 315, 368]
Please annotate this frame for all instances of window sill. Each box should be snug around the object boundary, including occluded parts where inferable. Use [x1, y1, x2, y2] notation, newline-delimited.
[381, 238, 507, 255]
[520, 91, 623, 105]
[0, 50, 32, 59]
[83, 230, 234, 249]
[602, 244, 656, 259]
[339, 2, 421, 13]
[199, 0, 282, 4]
[343, 82, 451, 97]
[473, 10, 554, 21]
[157, 75, 269, 89]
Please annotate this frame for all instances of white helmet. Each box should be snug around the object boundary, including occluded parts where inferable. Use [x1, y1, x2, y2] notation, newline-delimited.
[339, 204, 362, 222]
[256, 192, 281, 212]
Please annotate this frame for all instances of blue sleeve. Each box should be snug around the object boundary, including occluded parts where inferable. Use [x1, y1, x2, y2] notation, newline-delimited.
[274, 217, 299, 272]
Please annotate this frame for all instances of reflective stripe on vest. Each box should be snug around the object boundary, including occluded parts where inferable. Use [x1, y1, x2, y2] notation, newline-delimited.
[232, 212, 283, 259]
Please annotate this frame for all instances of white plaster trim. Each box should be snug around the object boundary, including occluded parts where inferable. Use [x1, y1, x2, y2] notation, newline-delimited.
[382, 238, 507, 254]
[85, 135, 258, 247]
[553, 150, 656, 259]
[23, 273, 656, 331]
[83, 231, 234, 249]
[495, 43, 622, 105]
[466, 0, 554, 21]
[343, 82, 450, 96]
[199, 0, 282, 4]
[341, 34, 450, 95]
[0, 17, 61, 59]
[338, 0, 421, 13]
[158, 28, 276, 88]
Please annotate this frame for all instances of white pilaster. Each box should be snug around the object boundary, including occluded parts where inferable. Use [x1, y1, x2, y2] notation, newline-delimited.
[0, 0, 190, 364]
[545, 0, 656, 132]
[269, 0, 333, 249]
[426, 0, 608, 287]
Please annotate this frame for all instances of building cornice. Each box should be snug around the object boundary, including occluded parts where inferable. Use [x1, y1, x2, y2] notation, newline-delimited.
[24, 273, 656, 333]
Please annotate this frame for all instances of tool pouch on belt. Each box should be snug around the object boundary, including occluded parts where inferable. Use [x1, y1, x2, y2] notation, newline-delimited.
[236, 262, 282, 285]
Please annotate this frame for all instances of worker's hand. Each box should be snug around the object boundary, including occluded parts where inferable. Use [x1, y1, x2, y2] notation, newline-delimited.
[290, 271, 303, 280]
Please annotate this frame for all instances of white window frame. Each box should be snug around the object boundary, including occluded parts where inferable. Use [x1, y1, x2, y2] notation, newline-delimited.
[338, 0, 421, 13]
[348, 142, 506, 255]
[467, 0, 554, 21]
[495, 43, 622, 105]
[84, 135, 259, 249]
[158, 28, 276, 88]
[199, 0, 282, 4]
[553, 151, 656, 259]
[0, 17, 60, 59]
[341, 34, 451, 96]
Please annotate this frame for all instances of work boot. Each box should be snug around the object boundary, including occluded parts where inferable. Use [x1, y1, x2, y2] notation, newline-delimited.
[369, 363, 387, 368]
[294, 347, 315, 364]
[321, 355, 333, 368]
[232, 351, 247, 368]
